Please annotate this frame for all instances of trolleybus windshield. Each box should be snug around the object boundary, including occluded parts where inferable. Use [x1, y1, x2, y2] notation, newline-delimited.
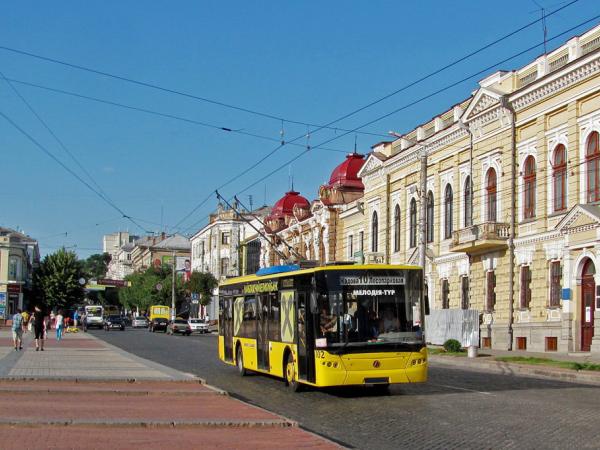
[316, 269, 423, 348]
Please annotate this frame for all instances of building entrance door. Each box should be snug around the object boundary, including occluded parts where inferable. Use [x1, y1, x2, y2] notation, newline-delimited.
[581, 259, 595, 352]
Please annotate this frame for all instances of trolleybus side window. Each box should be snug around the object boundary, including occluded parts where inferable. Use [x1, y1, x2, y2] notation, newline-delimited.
[268, 292, 280, 341]
[242, 296, 256, 337]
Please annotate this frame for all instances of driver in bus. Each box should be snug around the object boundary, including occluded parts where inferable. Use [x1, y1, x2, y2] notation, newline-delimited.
[380, 307, 400, 333]
[320, 307, 337, 335]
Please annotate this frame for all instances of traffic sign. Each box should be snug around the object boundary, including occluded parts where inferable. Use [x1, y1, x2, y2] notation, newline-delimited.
[156, 283, 163, 291]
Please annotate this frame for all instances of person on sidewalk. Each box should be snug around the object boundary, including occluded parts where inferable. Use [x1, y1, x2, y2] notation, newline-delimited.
[73, 309, 79, 328]
[31, 305, 46, 351]
[55, 310, 64, 341]
[11, 308, 24, 351]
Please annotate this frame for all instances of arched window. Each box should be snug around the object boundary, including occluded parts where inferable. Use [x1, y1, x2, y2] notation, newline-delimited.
[371, 211, 378, 252]
[409, 199, 417, 248]
[553, 144, 567, 212]
[486, 168, 497, 222]
[444, 184, 453, 239]
[587, 131, 600, 203]
[426, 191, 434, 243]
[393, 205, 401, 252]
[523, 156, 536, 219]
[464, 176, 472, 227]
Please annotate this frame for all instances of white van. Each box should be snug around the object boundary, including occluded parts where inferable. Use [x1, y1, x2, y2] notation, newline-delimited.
[84, 305, 104, 330]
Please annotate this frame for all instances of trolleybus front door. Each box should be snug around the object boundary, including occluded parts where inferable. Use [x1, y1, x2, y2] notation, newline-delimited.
[297, 291, 316, 383]
[257, 294, 270, 370]
[223, 298, 234, 362]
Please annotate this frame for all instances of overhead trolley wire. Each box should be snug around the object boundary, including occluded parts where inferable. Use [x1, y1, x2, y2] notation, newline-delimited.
[0, 43, 388, 138]
[1, 77, 348, 154]
[194, 13, 600, 236]
[174, 2, 583, 230]
[0, 109, 152, 235]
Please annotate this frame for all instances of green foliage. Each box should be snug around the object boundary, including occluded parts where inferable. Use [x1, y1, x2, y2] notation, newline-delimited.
[83, 253, 111, 280]
[33, 248, 86, 311]
[443, 339, 462, 353]
[119, 266, 186, 313]
[495, 356, 600, 371]
[186, 270, 218, 306]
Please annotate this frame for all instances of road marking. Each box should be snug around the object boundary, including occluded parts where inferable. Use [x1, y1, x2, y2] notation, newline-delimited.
[431, 383, 494, 396]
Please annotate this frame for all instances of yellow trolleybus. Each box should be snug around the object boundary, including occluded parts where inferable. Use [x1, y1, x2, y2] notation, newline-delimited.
[218, 264, 427, 391]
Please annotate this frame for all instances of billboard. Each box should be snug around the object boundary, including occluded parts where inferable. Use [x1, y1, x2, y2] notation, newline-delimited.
[160, 256, 191, 281]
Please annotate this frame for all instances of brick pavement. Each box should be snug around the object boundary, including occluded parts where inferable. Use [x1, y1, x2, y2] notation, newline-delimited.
[0, 327, 339, 449]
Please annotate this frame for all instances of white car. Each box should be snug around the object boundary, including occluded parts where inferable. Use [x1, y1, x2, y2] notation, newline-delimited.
[188, 318, 209, 334]
[131, 316, 149, 328]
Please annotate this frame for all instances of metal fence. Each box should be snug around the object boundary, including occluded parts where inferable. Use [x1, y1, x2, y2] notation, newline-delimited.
[425, 309, 480, 347]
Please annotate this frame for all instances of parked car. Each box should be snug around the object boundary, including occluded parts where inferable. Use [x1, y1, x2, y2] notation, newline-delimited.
[167, 319, 191, 336]
[131, 316, 149, 328]
[103, 315, 125, 331]
[188, 318, 209, 334]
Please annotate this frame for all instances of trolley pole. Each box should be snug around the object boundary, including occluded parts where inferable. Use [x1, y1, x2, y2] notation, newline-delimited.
[171, 249, 176, 322]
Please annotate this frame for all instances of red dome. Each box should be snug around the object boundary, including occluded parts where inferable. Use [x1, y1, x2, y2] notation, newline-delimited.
[271, 191, 310, 218]
[328, 153, 365, 190]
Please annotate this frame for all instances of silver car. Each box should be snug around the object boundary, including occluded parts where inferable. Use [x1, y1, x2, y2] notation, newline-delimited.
[188, 318, 209, 334]
[131, 316, 149, 328]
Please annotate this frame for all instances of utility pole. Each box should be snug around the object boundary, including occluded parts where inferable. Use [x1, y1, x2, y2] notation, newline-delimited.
[171, 249, 176, 322]
[418, 145, 428, 335]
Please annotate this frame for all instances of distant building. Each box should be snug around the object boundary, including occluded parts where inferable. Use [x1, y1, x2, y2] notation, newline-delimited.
[0, 227, 40, 317]
[105, 242, 135, 281]
[190, 204, 271, 280]
[130, 233, 191, 273]
[104, 232, 137, 280]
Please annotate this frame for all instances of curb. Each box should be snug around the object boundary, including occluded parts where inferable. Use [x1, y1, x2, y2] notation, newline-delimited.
[0, 419, 296, 428]
[430, 355, 600, 385]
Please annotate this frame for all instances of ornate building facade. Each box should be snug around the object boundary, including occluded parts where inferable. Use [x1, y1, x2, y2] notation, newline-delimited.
[355, 24, 600, 353]
[260, 154, 366, 267]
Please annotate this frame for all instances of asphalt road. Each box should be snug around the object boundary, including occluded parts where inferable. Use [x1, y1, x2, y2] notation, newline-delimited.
[92, 328, 600, 449]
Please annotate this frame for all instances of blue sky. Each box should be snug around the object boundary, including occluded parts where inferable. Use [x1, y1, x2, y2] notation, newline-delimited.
[1, 0, 598, 258]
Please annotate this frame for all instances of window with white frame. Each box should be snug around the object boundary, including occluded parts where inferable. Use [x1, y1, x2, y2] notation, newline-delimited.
[444, 184, 453, 239]
[393, 204, 400, 252]
[552, 144, 567, 212]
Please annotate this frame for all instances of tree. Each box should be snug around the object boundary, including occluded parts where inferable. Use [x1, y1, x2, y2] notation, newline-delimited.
[33, 248, 86, 311]
[119, 266, 186, 314]
[186, 271, 218, 306]
[83, 253, 111, 280]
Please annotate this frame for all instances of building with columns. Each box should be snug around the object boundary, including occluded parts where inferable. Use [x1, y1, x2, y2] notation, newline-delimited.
[354, 24, 600, 353]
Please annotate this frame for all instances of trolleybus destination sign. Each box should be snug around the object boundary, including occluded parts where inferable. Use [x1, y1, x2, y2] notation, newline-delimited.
[339, 275, 405, 286]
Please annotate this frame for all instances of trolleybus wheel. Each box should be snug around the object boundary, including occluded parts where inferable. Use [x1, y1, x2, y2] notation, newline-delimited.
[236, 346, 246, 376]
[285, 353, 302, 392]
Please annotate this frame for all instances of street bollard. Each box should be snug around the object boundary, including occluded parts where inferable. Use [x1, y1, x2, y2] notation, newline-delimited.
[468, 345, 478, 358]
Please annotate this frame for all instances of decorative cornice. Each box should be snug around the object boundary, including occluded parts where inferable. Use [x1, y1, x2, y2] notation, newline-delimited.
[512, 56, 600, 111]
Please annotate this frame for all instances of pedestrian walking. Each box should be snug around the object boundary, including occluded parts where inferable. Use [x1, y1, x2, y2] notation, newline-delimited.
[31, 305, 46, 351]
[73, 309, 79, 328]
[50, 310, 55, 330]
[11, 308, 24, 351]
[55, 310, 64, 341]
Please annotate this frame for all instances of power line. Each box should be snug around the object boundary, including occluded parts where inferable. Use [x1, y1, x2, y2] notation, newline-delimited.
[0, 109, 152, 235]
[2, 77, 349, 154]
[0, 43, 387, 138]
[0, 71, 112, 203]
[174, 2, 583, 230]
[231, 14, 600, 204]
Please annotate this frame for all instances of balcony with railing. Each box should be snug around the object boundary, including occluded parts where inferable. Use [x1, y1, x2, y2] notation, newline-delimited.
[450, 222, 510, 254]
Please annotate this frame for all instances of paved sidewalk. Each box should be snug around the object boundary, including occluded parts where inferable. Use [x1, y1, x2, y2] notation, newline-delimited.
[0, 327, 339, 449]
[429, 346, 600, 385]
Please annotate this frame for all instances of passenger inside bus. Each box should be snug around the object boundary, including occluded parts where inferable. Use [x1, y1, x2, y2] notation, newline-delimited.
[319, 307, 337, 335]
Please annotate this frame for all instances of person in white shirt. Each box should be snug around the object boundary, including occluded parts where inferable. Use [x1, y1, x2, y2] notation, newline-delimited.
[55, 310, 64, 341]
